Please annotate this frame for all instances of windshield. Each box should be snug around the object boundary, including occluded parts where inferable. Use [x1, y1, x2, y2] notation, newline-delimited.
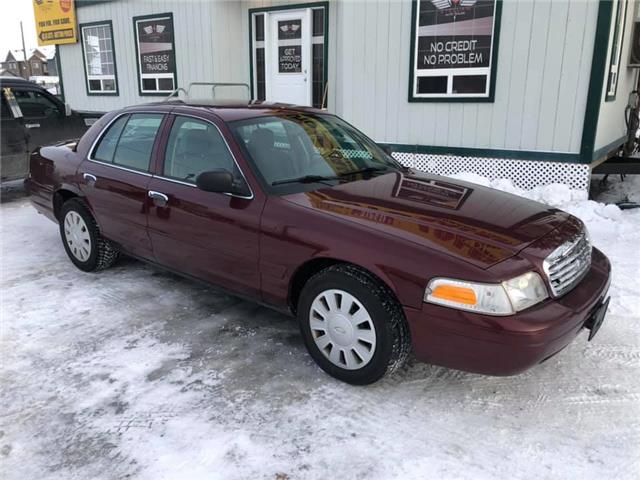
[229, 112, 402, 194]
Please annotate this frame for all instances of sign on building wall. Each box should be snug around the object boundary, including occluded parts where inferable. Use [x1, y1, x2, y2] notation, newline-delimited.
[33, 0, 77, 46]
[409, 0, 501, 101]
[133, 13, 177, 95]
[278, 20, 302, 73]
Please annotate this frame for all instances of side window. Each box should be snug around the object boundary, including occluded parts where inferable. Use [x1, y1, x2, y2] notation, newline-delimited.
[12, 89, 61, 119]
[163, 116, 238, 182]
[93, 115, 128, 163]
[112, 114, 163, 171]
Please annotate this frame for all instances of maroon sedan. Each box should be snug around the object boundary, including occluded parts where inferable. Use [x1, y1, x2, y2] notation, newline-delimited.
[25, 99, 611, 384]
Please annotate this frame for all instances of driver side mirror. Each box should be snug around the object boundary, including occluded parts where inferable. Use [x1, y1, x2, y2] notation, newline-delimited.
[381, 144, 393, 156]
[196, 170, 249, 197]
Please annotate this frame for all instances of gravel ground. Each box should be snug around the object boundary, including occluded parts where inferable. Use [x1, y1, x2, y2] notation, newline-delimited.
[1, 179, 639, 480]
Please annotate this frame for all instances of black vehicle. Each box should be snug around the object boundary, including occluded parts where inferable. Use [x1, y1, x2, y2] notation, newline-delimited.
[1, 77, 102, 181]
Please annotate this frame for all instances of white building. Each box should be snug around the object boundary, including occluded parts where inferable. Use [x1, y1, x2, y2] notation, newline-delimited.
[56, 0, 638, 189]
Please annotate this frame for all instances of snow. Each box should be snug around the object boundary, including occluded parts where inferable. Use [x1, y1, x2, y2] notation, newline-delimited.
[1, 174, 639, 480]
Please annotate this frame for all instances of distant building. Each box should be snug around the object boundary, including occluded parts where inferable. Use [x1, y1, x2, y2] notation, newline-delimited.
[1, 49, 55, 80]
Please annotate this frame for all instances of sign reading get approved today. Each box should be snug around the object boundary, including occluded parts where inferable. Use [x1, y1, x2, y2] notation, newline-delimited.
[33, 0, 77, 46]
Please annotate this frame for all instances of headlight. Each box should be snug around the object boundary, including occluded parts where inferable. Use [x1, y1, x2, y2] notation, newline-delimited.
[425, 272, 548, 315]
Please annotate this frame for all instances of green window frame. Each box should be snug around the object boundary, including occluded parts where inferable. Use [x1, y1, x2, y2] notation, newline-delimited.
[79, 20, 119, 96]
[132, 12, 178, 96]
[605, 0, 629, 101]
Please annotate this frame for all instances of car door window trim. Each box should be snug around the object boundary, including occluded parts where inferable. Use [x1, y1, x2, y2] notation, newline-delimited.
[87, 110, 163, 177]
[155, 112, 254, 200]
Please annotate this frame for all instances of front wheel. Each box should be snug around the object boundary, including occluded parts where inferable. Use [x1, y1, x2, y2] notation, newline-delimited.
[297, 264, 411, 385]
[59, 198, 119, 272]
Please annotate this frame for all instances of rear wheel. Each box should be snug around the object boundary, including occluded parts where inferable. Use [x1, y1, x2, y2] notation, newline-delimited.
[59, 198, 119, 272]
[297, 264, 411, 385]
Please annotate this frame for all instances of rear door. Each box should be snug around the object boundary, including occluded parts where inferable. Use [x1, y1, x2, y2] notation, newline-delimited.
[78, 112, 166, 260]
[146, 113, 264, 298]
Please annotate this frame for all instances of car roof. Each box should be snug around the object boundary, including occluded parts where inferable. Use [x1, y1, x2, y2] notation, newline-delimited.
[0, 76, 45, 88]
[126, 99, 330, 122]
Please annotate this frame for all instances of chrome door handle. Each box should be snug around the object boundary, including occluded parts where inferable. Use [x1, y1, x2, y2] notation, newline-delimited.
[83, 173, 97, 184]
[148, 190, 169, 203]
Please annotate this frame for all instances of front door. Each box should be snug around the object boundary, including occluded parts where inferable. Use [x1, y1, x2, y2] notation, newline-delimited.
[267, 9, 312, 106]
[146, 112, 264, 298]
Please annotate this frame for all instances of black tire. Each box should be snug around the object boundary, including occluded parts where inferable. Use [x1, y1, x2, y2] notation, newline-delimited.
[297, 264, 411, 385]
[59, 198, 119, 272]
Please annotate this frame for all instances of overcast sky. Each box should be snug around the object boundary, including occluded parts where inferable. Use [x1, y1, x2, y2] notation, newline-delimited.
[0, 1, 52, 58]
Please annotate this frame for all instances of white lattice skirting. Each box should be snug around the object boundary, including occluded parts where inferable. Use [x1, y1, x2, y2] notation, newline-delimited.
[392, 152, 591, 191]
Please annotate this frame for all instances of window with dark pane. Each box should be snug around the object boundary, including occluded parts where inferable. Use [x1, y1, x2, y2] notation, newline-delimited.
[312, 8, 324, 37]
[256, 48, 266, 101]
[452, 75, 487, 94]
[255, 14, 265, 41]
[312, 44, 325, 108]
[417, 76, 447, 95]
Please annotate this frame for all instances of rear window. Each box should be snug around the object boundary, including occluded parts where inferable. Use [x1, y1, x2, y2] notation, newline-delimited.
[92, 113, 164, 172]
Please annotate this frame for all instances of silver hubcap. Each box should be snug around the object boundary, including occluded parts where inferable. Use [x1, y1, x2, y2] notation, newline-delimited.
[64, 211, 91, 262]
[309, 289, 377, 370]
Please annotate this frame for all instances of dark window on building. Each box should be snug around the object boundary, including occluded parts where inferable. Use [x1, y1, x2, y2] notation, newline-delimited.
[312, 44, 324, 108]
[256, 48, 266, 101]
[417, 76, 447, 95]
[134, 13, 176, 95]
[312, 8, 324, 37]
[452, 75, 487, 94]
[255, 14, 265, 41]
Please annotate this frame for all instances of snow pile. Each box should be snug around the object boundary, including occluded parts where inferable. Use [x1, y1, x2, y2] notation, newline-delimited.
[1, 175, 639, 480]
[451, 172, 640, 317]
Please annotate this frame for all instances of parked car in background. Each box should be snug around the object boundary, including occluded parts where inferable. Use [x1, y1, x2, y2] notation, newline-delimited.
[24, 90, 611, 384]
[1, 76, 102, 181]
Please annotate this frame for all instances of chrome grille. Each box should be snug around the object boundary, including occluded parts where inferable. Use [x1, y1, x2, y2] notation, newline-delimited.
[543, 230, 592, 297]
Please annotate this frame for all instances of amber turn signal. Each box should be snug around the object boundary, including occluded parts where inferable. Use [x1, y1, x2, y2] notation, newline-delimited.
[431, 284, 478, 305]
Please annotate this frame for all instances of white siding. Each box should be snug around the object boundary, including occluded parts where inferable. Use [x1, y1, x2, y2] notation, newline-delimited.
[594, 0, 639, 155]
[332, 0, 598, 154]
[58, 0, 617, 159]
[59, 0, 247, 112]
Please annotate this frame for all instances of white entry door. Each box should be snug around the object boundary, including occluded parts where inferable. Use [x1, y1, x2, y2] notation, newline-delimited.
[266, 9, 312, 106]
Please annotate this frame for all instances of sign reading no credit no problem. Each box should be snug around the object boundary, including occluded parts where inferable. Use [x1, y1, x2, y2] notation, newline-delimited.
[33, 0, 78, 46]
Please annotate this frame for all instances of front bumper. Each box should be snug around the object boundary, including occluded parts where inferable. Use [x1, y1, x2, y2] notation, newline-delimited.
[404, 248, 611, 376]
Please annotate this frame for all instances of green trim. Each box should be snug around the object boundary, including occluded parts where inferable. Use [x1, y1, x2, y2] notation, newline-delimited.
[248, 1, 329, 105]
[79, 20, 119, 96]
[379, 143, 580, 163]
[132, 12, 177, 97]
[580, 0, 615, 163]
[408, 0, 503, 103]
[604, 0, 628, 102]
[593, 134, 625, 161]
[55, 44, 64, 102]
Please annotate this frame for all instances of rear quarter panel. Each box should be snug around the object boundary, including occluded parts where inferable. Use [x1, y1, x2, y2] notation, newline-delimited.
[26, 112, 116, 220]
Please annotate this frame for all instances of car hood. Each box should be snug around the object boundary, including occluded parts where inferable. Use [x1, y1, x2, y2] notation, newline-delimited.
[282, 171, 570, 269]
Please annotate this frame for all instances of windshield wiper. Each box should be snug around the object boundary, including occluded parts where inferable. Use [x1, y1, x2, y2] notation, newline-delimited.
[271, 174, 340, 186]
